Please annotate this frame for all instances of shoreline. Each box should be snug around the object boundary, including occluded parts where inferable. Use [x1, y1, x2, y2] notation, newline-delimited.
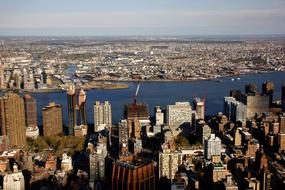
[1, 71, 283, 93]
[94, 70, 284, 83]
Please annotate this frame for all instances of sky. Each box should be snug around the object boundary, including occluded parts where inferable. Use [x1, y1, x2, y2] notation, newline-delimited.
[0, 0, 285, 36]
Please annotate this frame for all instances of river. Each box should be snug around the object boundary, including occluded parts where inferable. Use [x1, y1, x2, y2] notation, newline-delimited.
[31, 72, 285, 126]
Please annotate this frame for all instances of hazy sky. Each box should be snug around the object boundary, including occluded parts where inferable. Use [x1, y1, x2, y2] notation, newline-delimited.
[1, 0, 285, 36]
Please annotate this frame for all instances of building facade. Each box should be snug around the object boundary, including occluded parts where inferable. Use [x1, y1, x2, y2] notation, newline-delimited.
[42, 102, 63, 136]
[94, 101, 112, 132]
[204, 134, 221, 160]
[196, 120, 211, 144]
[224, 97, 247, 123]
[167, 102, 192, 136]
[159, 150, 182, 180]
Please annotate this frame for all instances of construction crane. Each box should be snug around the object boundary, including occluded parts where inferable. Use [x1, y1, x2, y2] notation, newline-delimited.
[133, 83, 140, 105]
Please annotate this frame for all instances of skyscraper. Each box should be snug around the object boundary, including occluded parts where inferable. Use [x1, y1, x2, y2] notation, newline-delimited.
[42, 102, 63, 137]
[0, 92, 26, 147]
[204, 134, 221, 160]
[23, 94, 37, 127]
[67, 85, 76, 136]
[94, 101, 112, 132]
[78, 89, 87, 126]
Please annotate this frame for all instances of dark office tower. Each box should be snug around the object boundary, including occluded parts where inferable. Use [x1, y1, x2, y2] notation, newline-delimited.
[282, 85, 285, 112]
[23, 94, 37, 127]
[230, 89, 242, 101]
[0, 92, 26, 148]
[67, 85, 76, 136]
[78, 89, 87, 126]
[112, 156, 155, 190]
[42, 102, 63, 137]
[245, 83, 257, 95]
[262, 82, 274, 107]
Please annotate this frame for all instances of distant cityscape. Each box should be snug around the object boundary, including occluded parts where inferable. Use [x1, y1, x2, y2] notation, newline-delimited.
[0, 37, 285, 93]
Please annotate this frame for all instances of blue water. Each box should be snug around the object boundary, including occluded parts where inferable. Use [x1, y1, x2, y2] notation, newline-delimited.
[31, 72, 285, 126]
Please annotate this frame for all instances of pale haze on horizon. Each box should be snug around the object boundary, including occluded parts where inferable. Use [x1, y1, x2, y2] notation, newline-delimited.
[0, 0, 285, 36]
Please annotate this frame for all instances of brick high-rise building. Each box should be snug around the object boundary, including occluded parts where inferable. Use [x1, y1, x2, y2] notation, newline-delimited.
[0, 92, 26, 148]
[23, 94, 37, 127]
[42, 102, 62, 136]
